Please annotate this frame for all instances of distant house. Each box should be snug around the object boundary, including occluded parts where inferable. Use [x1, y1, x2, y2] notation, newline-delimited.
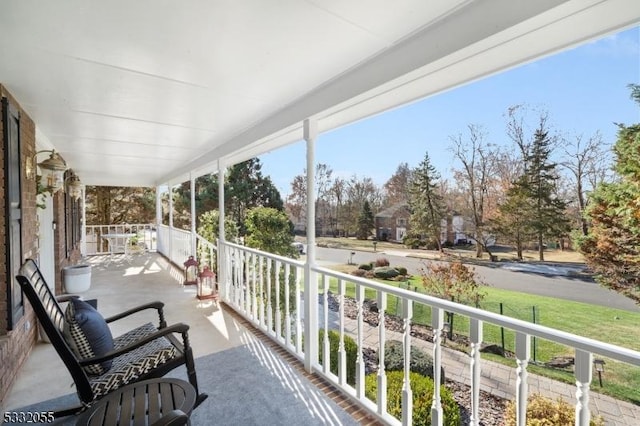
[374, 203, 411, 241]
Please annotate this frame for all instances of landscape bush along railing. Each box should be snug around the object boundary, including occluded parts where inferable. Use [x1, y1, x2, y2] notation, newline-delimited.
[162, 237, 640, 425]
[85, 223, 156, 255]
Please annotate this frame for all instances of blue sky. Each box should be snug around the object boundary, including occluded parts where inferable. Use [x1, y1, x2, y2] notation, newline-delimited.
[260, 26, 640, 198]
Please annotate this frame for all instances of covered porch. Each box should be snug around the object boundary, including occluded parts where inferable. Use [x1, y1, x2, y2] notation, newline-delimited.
[6, 239, 640, 425]
[2, 1, 640, 425]
[5, 251, 377, 425]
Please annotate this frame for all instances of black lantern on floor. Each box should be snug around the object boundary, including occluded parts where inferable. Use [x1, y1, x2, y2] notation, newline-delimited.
[183, 256, 199, 286]
[197, 265, 217, 300]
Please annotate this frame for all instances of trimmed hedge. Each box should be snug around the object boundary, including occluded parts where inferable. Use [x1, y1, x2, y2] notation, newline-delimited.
[374, 266, 399, 279]
[359, 263, 373, 271]
[365, 371, 460, 426]
[318, 329, 358, 385]
[384, 340, 444, 381]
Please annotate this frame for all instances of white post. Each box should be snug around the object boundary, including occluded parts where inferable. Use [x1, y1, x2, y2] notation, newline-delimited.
[431, 308, 444, 426]
[190, 174, 197, 258]
[156, 185, 162, 253]
[515, 332, 531, 426]
[304, 118, 318, 372]
[402, 298, 413, 426]
[168, 184, 174, 261]
[470, 319, 483, 426]
[574, 349, 593, 425]
[377, 291, 388, 416]
[80, 186, 87, 257]
[218, 160, 226, 299]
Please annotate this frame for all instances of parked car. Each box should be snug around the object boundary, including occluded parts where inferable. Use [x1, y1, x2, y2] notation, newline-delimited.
[292, 242, 305, 254]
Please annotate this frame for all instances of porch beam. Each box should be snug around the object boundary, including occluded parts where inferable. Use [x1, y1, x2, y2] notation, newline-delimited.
[303, 118, 318, 372]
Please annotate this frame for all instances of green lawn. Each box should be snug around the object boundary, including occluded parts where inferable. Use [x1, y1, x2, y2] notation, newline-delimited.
[322, 274, 640, 404]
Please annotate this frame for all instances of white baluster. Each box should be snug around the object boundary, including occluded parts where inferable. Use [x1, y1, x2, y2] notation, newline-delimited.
[431, 308, 443, 426]
[402, 298, 413, 426]
[295, 266, 302, 353]
[355, 284, 365, 398]
[575, 349, 593, 426]
[258, 256, 264, 327]
[469, 319, 483, 426]
[323, 275, 330, 375]
[515, 332, 531, 426]
[284, 263, 291, 347]
[338, 279, 347, 387]
[275, 260, 282, 342]
[251, 253, 258, 322]
[266, 259, 273, 335]
[377, 291, 388, 416]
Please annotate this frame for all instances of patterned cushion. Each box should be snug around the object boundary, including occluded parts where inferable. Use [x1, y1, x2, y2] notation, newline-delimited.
[63, 298, 114, 375]
[89, 322, 178, 399]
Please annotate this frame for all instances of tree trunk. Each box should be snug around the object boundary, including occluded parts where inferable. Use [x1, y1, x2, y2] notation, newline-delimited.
[538, 233, 544, 261]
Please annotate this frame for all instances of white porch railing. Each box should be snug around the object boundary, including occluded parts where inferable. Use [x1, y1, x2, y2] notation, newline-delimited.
[85, 224, 157, 255]
[158, 234, 640, 426]
[158, 224, 195, 267]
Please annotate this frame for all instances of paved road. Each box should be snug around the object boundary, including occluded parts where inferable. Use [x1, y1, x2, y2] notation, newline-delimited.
[312, 246, 639, 312]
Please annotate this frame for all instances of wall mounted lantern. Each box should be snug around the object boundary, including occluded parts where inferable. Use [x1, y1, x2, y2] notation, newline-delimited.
[65, 173, 83, 200]
[28, 150, 68, 193]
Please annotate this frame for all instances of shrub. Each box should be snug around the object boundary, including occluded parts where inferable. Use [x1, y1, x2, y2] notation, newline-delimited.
[318, 329, 358, 385]
[374, 257, 390, 267]
[351, 268, 366, 277]
[358, 263, 373, 271]
[365, 371, 460, 426]
[374, 266, 399, 279]
[384, 340, 444, 381]
[395, 266, 408, 275]
[403, 236, 421, 249]
[503, 394, 604, 426]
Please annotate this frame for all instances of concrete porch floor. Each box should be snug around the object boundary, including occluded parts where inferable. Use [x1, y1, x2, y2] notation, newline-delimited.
[4, 252, 379, 425]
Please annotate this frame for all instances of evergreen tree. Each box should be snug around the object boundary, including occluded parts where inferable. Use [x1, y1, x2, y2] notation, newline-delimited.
[489, 184, 535, 260]
[524, 128, 570, 260]
[245, 207, 297, 257]
[356, 200, 374, 240]
[490, 116, 569, 260]
[408, 152, 445, 251]
[171, 158, 284, 234]
[577, 85, 640, 303]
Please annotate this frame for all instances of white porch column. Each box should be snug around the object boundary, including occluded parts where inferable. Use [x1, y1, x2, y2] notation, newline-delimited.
[303, 118, 318, 372]
[218, 159, 226, 299]
[190, 174, 197, 257]
[156, 185, 162, 253]
[168, 184, 174, 260]
[80, 186, 87, 257]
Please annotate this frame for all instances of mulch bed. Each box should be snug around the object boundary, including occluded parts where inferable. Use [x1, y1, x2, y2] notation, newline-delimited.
[324, 292, 508, 425]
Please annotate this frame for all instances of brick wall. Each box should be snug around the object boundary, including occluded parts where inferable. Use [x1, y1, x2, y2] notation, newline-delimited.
[0, 85, 43, 407]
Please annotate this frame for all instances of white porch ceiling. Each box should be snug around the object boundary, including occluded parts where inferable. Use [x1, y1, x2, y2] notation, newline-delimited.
[1, 0, 639, 187]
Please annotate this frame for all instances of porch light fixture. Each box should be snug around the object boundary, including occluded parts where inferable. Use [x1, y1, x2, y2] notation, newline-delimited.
[65, 173, 83, 200]
[183, 256, 199, 286]
[197, 265, 217, 301]
[33, 150, 68, 193]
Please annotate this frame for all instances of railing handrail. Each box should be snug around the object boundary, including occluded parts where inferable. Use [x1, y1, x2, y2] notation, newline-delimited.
[223, 240, 305, 267]
[313, 264, 640, 365]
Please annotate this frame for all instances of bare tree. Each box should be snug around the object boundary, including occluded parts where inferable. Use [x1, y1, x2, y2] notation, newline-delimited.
[450, 124, 499, 257]
[383, 162, 413, 206]
[560, 132, 608, 235]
